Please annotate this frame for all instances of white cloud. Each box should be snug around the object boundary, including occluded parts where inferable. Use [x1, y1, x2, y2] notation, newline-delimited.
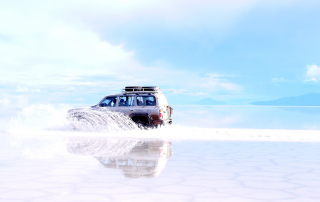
[306, 78, 317, 82]
[305, 64, 320, 82]
[0, 98, 9, 104]
[64, 0, 258, 33]
[171, 89, 188, 94]
[66, 87, 76, 91]
[164, 89, 208, 96]
[200, 81, 242, 93]
[0, 0, 306, 82]
[68, 0, 302, 35]
[188, 92, 208, 96]
[15, 86, 43, 93]
[0, 0, 246, 106]
[0, 2, 146, 86]
[16, 86, 28, 92]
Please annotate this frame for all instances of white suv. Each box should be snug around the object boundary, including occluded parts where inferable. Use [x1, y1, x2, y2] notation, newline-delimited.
[74, 86, 173, 129]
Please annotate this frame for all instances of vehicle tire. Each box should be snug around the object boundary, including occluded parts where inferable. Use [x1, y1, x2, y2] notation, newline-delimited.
[134, 119, 144, 130]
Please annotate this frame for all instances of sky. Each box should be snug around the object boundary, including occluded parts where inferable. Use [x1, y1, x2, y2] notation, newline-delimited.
[1, 0, 320, 110]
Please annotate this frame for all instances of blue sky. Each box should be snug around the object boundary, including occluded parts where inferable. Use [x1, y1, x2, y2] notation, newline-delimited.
[1, 0, 320, 110]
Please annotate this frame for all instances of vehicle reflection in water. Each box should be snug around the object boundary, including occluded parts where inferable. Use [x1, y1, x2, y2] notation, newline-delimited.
[67, 137, 173, 178]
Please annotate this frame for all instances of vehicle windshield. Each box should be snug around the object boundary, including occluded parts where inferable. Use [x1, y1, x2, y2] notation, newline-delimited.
[137, 96, 156, 106]
[100, 97, 117, 107]
[118, 96, 134, 107]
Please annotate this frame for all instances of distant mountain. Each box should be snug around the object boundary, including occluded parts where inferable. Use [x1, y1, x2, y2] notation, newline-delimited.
[252, 93, 320, 106]
[192, 98, 227, 105]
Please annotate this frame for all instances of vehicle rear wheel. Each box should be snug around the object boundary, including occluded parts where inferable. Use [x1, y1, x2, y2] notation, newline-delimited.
[134, 119, 152, 130]
[134, 119, 157, 130]
[134, 119, 143, 129]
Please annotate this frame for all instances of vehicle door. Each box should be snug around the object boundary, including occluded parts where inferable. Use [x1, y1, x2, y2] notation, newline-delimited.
[134, 95, 157, 115]
[117, 95, 135, 116]
[98, 96, 118, 112]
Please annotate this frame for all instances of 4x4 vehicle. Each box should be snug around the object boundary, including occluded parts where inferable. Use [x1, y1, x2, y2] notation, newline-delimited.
[71, 86, 173, 129]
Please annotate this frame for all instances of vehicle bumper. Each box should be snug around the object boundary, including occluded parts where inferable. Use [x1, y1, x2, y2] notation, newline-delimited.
[152, 118, 172, 125]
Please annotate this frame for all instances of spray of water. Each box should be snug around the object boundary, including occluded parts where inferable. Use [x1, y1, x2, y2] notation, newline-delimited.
[7, 104, 72, 132]
[6, 104, 138, 133]
[5, 104, 139, 159]
[67, 108, 137, 132]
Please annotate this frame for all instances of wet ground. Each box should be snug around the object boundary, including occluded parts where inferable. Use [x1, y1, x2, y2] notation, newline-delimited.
[1, 132, 320, 202]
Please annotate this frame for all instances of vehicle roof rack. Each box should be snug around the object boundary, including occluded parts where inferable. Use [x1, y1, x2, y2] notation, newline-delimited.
[124, 86, 142, 92]
[142, 86, 161, 92]
[122, 86, 162, 94]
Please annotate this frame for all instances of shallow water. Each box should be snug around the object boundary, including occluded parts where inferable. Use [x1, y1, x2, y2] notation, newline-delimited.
[1, 132, 320, 201]
[173, 105, 320, 130]
[1, 105, 320, 201]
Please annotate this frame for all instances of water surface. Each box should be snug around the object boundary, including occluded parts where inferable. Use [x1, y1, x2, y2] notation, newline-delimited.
[1, 133, 320, 201]
[1, 105, 320, 201]
[173, 105, 320, 130]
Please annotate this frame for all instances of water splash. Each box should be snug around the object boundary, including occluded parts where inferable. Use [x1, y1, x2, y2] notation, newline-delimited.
[67, 108, 137, 131]
[7, 104, 137, 133]
[7, 104, 72, 132]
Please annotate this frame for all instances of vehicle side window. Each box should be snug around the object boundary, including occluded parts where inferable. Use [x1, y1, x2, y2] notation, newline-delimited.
[118, 96, 134, 107]
[136, 96, 156, 106]
[100, 97, 117, 107]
